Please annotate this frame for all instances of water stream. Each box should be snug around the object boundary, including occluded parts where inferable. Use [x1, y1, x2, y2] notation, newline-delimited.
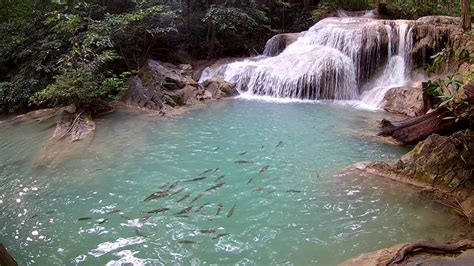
[0, 101, 471, 265]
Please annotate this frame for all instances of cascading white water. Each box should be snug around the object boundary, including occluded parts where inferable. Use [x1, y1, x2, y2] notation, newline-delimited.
[199, 13, 414, 107]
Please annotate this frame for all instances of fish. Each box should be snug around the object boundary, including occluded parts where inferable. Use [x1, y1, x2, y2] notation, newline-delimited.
[259, 165, 269, 174]
[168, 181, 180, 190]
[169, 188, 185, 197]
[268, 189, 277, 194]
[247, 178, 253, 184]
[261, 145, 264, 149]
[78, 217, 92, 221]
[91, 168, 103, 173]
[213, 147, 220, 151]
[316, 171, 321, 180]
[175, 206, 193, 215]
[216, 203, 223, 215]
[106, 208, 122, 215]
[97, 218, 108, 225]
[234, 160, 252, 164]
[176, 215, 191, 218]
[276, 140, 283, 147]
[184, 176, 207, 182]
[199, 229, 216, 234]
[287, 189, 302, 193]
[178, 240, 197, 244]
[120, 214, 131, 219]
[145, 208, 170, 214]
[227, 204, 236, 218]
[198, 169, 213, 176]
[176, 193, 191, 203]
[159, 182, 170, 189]
[135, 228, 147, 238]
[143, 191, 168, 202]
[190, 193, 203, 204]
[212, 233, 230, 240]
[141, 213, 152, 221]
[205, 182, 224, 192]
[46, 210, 55, 214]
[253, 187, 263, 192]
[215, 175, 225, 182]
[195, 202, 210, 213]
[30, 214, 38, 219]
[238, 151, 248, 156]
[212, 168, 219, 173]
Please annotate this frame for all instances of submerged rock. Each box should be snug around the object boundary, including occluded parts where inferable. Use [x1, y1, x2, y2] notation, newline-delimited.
[382, 86, 423, 117]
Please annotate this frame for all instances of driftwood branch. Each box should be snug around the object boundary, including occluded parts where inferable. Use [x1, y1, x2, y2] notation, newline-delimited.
[386, 240, 474, 265]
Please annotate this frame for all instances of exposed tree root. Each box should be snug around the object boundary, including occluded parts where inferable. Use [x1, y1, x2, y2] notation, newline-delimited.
[386, 240, 474, 265]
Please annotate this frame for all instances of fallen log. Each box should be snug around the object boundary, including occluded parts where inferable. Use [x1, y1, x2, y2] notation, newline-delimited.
[379, 84, 474, 144]
[386, 240, 474, 265]
[0, 243, 17, 266]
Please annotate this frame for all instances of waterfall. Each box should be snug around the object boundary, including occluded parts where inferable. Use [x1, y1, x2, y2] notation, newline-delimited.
[199, 15, 414, 106]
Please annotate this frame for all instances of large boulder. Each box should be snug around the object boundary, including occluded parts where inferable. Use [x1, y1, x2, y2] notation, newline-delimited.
[262, 33, 300, 57]
[121, 60, 204, 111]
[201, 79, 238, 99]
[382, 86, 423, 117]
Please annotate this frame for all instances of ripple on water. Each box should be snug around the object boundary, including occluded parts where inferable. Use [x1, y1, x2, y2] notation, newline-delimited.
[0, 100, 471, 265]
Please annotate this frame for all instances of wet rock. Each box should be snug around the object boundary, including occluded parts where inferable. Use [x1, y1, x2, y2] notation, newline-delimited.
[201, 79, 238, 99]
[263, 33, 300, 57]
[460, 196, 474, 222]
[53, 108, 95, 142]
[7, 108, 60, 126]
[411, 16, 466, 68]
[383, 86, 423, 117]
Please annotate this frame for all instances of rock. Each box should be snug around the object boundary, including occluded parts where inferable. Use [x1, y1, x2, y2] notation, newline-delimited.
[8, 108, 60, 126]
[53, 108, 95, 142]
[460, 196, 474, 222]
[411, 16, 466, 68]
[201, 79, 238, 99]
[263, 33, 300, 57]
[121, 60, 203, 111]
[382, 86, 423, 117]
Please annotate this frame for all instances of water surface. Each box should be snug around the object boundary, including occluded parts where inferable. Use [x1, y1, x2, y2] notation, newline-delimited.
[0, 100, 469, 265]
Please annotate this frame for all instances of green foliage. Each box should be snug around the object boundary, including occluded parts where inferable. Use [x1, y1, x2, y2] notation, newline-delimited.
[203, 6, 263, 34]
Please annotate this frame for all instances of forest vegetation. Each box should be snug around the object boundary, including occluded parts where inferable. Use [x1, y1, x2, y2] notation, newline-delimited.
[0, 0, 472, 114]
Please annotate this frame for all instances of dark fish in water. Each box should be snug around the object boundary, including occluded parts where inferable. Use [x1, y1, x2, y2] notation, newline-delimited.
[184, 176, 207, 182]
[91, 168, 103, 173]
[259, 165, 269, 174]
[178, 240, 197, 244]
[261, 145, 264, 149]
[247, 178, 253, 184]
[276, 140, 283, 147]
[168, 181, 180, 190]
[215, 175, 225, 182]
[176, 215, 191, 218]
[97, 218, 108, 225]
[199, 229, 216, 234]
[135, 228, 147, 238]
[175, 206, 193, 215]
[227, 204, 236, 218]
[316, 171, 321, 180]
[159, 182, 170, 189]
[78, 217, 92, 221]
[190, 193, 203, 204]
[213, 147, 220, 151]
[195, 202, 210, 213]
[143, 191, 168, 202]
[120, 214, 131, 219]
[106, 208, 122, 215]
[46, 210, 55, 214]
[142, 213, 152, 221]
[268, 189, 277, 194]
[238, 151, 248, 156]
[253, 187, 263, 192]
[30, 214, 38, 219]
[234, 160, 252, 164]
[198, 169, 213, 176]
[213, 168, 219, 173]
[216, 203, 223, 215]
[176, 193, 191, 203]
[287, 189, 302, 193]
[169, 188, 185, 197]
[212, 233, 230, 240]
[145, 208, 170, 214]
[205, 182, 224, 192]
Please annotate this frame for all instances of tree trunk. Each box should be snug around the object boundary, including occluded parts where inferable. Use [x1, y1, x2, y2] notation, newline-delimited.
[461, 0, 471, 31]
